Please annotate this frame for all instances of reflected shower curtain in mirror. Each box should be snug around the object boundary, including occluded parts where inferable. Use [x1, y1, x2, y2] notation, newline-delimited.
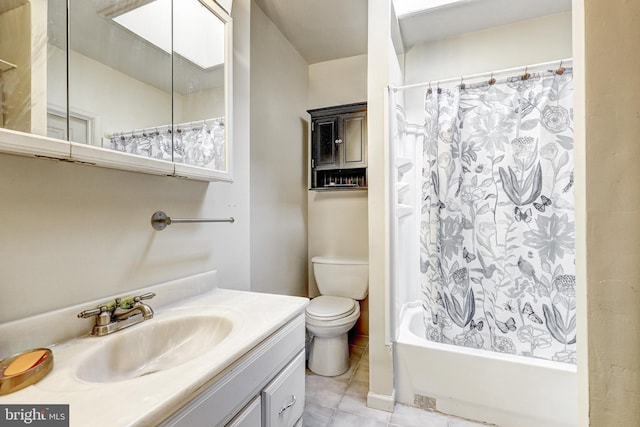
[420, 69, 576, 363]
[108, 117, 225, 169]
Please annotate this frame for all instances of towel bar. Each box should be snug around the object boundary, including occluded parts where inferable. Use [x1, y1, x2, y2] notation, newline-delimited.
[151, 211, 235, 231]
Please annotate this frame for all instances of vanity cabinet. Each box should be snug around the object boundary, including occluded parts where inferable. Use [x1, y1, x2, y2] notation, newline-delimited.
[158, 314, 305, 427]
[227, 397, 262, 426]
[309, 102, 367, 190]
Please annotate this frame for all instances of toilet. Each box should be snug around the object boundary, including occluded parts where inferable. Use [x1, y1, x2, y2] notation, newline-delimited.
[306, 256, 368, 376]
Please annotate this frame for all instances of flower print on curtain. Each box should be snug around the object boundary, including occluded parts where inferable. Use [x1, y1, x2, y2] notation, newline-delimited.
[420, 69, 575, 363]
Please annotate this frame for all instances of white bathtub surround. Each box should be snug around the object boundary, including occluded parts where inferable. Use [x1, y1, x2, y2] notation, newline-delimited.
[395, 302, 577, 427]
[0, 271, 309, 426]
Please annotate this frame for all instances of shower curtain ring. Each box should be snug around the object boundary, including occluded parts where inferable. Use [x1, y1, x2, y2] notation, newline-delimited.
[427, 81, 432, 95]
[459, 76, 465, 90]
[437, 81, 441, 94]
[556, 60, 566, 75]
[488, 72, 496, 86]
[522, 66, 531, 80]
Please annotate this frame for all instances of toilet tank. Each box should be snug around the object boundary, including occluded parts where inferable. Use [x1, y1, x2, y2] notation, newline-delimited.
[312, 256, 369, 300]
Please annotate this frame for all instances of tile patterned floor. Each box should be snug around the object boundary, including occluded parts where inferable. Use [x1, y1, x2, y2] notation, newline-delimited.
[303, 335, 488, 427]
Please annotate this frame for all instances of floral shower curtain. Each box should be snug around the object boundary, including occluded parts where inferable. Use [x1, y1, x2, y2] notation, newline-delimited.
[420, 68, 576, 363]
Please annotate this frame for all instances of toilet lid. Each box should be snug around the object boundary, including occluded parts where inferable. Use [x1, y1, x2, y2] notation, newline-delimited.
[306, 296, 356, 321]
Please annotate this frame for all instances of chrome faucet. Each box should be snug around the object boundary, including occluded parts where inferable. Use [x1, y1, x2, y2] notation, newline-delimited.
[77, 292, 155, 336]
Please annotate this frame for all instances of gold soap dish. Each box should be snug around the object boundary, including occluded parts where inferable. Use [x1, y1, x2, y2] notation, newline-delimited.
[0, 348, 53, 395]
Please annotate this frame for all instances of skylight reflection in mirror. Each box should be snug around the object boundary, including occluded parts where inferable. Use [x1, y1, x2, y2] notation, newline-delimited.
[113, 0, 224, 70]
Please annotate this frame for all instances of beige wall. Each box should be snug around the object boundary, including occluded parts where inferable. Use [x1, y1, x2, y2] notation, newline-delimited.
[0, 3, 31, 133]
[0, 1, 48, 135]
[366, 0, 396, 412]
[0, 0, 252, 325]
[576, 0, 640, 424]
[308, 54, 368, 110]
[307, 54, 369, 335]
[250, 2, 308, 297]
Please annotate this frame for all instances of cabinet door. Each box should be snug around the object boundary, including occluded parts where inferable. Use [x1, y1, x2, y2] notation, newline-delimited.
[262, 351, 305, 427]
[312, 117, 339, 169]
[339, 112, 366, 168]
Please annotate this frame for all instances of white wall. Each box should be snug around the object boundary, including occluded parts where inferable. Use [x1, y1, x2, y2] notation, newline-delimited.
[403, 12, 572, 122]
[249, 2, 308, 296]
[572, 3, 587, 424]
[405, 12, 572, 83]
[0, 0, 252, 325]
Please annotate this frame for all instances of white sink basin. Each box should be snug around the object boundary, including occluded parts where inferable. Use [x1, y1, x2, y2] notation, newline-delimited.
[75, 314, 233, 383]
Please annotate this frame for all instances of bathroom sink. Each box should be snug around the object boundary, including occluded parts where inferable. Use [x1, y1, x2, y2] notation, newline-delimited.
[75, 314, 233, 383]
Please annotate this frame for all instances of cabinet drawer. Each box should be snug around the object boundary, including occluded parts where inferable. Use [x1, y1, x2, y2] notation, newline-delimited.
[227, 397, 261, 427]
[262, 351, 305, 427]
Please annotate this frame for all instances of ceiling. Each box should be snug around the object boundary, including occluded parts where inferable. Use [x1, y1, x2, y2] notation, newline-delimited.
[253, 0, 571, 64]
[252, 0, 368, 64]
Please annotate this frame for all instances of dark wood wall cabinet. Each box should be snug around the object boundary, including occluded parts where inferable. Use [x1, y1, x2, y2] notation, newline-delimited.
[308, 102, 367, 190]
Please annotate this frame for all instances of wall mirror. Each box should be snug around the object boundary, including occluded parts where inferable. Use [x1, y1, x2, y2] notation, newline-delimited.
[0, 0, 232, 181]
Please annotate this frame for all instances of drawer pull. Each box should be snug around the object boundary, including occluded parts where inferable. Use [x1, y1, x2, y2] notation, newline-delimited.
[278, 394, 296, 415]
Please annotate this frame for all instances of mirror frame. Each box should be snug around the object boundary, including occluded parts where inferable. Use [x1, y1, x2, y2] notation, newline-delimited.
[173, 0, 233, 181]
[0, 0, 233, 182]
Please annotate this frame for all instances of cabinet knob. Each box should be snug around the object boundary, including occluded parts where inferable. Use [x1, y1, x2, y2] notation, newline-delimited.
[335, 139, 342, 144]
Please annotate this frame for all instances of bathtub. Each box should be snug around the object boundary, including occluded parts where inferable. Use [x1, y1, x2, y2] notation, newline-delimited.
[394, 302, 577, 427]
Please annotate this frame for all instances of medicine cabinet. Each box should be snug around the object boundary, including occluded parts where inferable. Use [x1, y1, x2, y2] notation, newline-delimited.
[0, 0, 232, 182]
[308, 102, 367, 190]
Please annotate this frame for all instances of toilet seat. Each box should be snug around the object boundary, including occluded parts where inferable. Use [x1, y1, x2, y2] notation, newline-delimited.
[306, 296, 356, 321]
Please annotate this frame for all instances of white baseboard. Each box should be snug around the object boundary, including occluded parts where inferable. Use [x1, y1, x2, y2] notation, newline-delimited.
[367, 389, 396, 413]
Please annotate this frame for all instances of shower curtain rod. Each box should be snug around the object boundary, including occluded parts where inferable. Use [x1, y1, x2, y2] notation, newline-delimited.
[388, 57, 573, 92]
[105, 117, 222, 138]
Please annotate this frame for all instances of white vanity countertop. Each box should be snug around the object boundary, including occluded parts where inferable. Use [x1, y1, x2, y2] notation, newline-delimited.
[0, 272, 309, 426]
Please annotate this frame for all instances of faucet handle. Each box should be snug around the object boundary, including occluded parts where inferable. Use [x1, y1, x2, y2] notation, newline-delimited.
[115, 293, 155, 310]
[135, 292, 156, 302]
[78, 305, 108, 319]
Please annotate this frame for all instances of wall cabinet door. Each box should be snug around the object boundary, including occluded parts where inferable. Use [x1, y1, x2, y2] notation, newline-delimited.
[340, 111, 366, 169]
[312, 117, 339, 169]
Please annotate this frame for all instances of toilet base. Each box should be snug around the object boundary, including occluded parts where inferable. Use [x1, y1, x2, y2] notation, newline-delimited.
[308, 332, 349, 376]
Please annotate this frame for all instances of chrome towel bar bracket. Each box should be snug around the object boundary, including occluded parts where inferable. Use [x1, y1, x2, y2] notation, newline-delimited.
[151, 211, 235, 231]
